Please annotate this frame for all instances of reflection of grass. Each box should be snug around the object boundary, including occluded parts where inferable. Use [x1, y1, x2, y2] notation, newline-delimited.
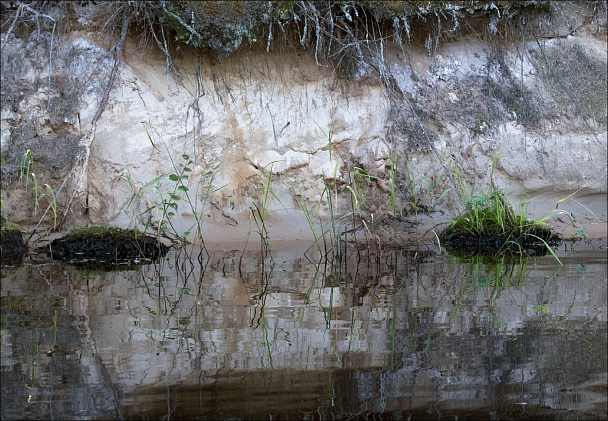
[259, 318, 274, 369]
[126, 256, 206, 345]
[533, 305, 551, 315]
[298, 259, 322, 324]
[454, 254, 529, 289]
[447, 252, 563, 331]
[447, 254, 531, 328]
[388, 305, 399, 372]
[0, 313, 7, 345]
[251, 161, 282, 257]
[0, 296, 60, 391]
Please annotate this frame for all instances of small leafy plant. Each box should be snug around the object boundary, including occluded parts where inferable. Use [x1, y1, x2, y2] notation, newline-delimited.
[124, 132, 224, 246]
[250, 161, 282, 256]
[10, 150, 59, 233]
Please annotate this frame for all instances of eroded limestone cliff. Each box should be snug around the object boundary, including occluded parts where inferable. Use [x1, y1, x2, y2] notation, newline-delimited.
[1, 1, 606, 243]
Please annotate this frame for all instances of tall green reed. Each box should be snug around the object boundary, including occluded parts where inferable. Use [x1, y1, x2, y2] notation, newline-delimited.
[250, 161, 282, 256]
[299, 128, 343, 260]
[389, 153, 399, 217]
[10, 149, 59, 232]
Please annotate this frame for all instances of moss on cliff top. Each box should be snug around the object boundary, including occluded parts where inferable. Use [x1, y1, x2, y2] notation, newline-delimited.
[2, 1, 601, 59]
[160, 1, 272, 56]
[158, 0, 556, 57]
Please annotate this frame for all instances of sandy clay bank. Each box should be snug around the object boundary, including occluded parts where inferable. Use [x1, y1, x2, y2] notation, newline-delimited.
[1, 1, 606, 253]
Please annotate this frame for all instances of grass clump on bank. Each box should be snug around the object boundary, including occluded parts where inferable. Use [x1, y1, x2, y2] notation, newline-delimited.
[440, 154, 565, 261]
[440, 189, 562, 259]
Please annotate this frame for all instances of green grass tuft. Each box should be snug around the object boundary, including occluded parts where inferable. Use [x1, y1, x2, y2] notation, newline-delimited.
[440, 189, 561, 259]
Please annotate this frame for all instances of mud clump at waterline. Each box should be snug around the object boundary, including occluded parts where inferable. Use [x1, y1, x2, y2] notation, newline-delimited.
[441, 227, 561, 256]
[0, 222, 28, 267]
[43, 226, 168, 265]
[439, 191, 562, 257]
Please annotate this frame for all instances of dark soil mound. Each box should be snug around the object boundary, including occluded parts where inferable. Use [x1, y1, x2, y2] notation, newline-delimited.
[45, 227, 168, 264]
[0, 227, 28, 266]
[441, 226, 562, 257]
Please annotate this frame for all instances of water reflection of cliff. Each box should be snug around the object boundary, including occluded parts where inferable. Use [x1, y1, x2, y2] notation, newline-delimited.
[1, 244, 606, 419]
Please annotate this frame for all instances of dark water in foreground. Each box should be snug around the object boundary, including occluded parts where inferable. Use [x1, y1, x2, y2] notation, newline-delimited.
[1, 239, 606, 420]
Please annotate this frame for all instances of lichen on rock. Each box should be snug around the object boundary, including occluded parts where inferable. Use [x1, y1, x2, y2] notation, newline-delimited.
[160, 1, 272, 57]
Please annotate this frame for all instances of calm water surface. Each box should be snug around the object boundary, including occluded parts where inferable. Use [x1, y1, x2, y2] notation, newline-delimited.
[1, 239, 606, 420]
